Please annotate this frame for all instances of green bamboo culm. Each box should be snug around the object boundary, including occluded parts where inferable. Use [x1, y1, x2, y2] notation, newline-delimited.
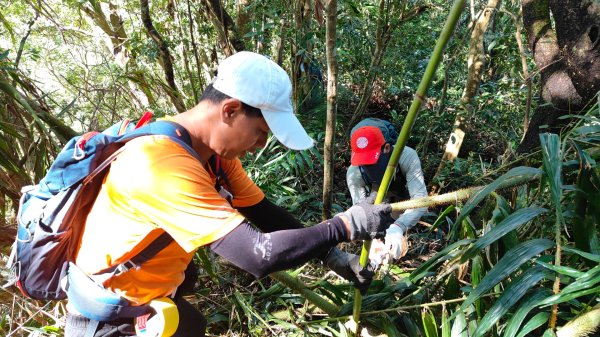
[352, 0, 467, 330]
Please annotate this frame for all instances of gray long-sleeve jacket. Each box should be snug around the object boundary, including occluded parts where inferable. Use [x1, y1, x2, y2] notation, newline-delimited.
[346, 146, 427, 232]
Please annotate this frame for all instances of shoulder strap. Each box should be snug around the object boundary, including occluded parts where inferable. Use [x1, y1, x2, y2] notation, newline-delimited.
[94, 120, 202, 276]
[208, 155, 231, 189]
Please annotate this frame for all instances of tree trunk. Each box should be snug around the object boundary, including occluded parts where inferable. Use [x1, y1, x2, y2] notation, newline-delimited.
[80, 1, 154, 108]
[291, 0, 313, 110]
[140, 0, 187, 112]
[518, 0, 600, 153]
[186, 0, 207, 90]
[429, 0, 501, 195]
[322, 0, 337, 220]
[200, 0, 245, 56]
[173, 0, 198, 104]
[236, 0, 251, 41]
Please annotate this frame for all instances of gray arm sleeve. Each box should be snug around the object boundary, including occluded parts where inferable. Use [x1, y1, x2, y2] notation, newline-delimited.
[394, 147, 428, 232]
[346, 165, 369, 205]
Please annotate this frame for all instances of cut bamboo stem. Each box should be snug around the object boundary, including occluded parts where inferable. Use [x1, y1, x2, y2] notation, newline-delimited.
[352, 0, 467, 330]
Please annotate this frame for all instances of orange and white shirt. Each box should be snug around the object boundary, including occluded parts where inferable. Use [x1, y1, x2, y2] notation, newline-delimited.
[75, 133, 264, 304]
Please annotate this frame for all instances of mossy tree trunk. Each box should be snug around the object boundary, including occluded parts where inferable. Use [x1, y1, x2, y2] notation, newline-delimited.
[518, 0, 600, 153]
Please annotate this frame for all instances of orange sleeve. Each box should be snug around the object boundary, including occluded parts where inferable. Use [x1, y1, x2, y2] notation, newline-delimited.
[220, 158, 265, 208]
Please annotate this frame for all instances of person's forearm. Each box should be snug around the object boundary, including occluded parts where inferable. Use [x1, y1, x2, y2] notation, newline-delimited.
[237, 198, 304, 232]
[210, 217, 348, 278]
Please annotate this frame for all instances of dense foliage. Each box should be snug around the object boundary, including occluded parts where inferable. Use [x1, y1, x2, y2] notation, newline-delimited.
[0, 0, 598, 336]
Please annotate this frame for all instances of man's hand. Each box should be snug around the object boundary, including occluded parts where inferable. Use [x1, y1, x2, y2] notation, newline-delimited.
[323, 248, 374, 295]
[340, 194, 394, 241]
[369, 225, 408, 266]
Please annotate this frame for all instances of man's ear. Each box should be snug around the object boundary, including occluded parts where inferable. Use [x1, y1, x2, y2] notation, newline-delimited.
[383, 143, 392, 153]
[221, 99, 244, 122]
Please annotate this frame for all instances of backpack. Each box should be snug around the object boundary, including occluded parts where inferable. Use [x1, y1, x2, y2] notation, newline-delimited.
[5, 112, 215, 302]
[350, 117, 399, 144]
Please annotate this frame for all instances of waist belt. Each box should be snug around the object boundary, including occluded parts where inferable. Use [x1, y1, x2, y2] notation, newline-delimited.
[65, 262, 151, 321]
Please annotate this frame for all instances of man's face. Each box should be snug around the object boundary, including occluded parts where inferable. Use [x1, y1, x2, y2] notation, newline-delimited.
[218, 106, 270, 160]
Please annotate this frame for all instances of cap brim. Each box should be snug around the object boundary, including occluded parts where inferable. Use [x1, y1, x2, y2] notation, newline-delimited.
[262, 108, 314, 150]
[351, 149, 381, 166]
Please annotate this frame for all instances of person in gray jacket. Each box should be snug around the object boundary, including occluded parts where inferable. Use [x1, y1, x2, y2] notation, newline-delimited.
[347, 119, 428, 265]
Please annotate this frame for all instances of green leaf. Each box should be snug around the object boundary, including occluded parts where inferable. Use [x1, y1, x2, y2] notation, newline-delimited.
[515, 312, 550, 337]
[559, 264, 600, 295]
[539, 285, 600, 308]
[455, 166, 542, 228]
[503, 289, 552, 337]
[441, 306, 450, 337]
[472, 266, 551, 337]
[540, 133, 562, 206]
[563, 246, 600, 263]
[402, 315, 420, 337]
[428, 204, 455, 234]
[534, 260, 585, 278]
[461, 207, 547, 263]
[453, 239, 554, 320]
[422, 308, 439, 337]
[451, 309, 468, 337]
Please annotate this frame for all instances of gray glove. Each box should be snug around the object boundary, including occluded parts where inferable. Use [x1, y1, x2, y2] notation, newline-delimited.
[323, 248, 375, 295]
[341, 194, 394, 241]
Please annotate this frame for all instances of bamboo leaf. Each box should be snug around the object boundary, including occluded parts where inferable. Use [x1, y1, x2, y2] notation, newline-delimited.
[402, 315, 420, 337]
[455, 166, 542, 226]
[472, 266, 551, 337]
[573, 144, 600, 255]
[534, 260, 585, 278]
[515, 312, 550, 337]
[427, 204, 455, 235]
[563, 246, 600, 263]
[453, 239, 554, 320]
[461, 207, 547, 263]
[559, 264, 600, 294]
[540, 133, 562, 206]
[539, 286, 600, 307]
[422, 308, 439, 337]
[503, 289, 552, 337]
[451, 309, 468, 337]
[442, 306, 450, 337]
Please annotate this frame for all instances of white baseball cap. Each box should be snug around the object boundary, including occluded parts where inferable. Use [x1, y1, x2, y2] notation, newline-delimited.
[212, 51, 315, 150]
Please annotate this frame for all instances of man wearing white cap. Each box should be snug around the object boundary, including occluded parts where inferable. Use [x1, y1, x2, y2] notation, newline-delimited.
[66, 52, 394, 337]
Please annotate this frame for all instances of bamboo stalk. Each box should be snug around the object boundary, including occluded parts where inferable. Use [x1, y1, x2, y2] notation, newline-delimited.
[389, 173, 540, 212]
[269, 271, 339, 316]
[352, 0, 467, 329]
